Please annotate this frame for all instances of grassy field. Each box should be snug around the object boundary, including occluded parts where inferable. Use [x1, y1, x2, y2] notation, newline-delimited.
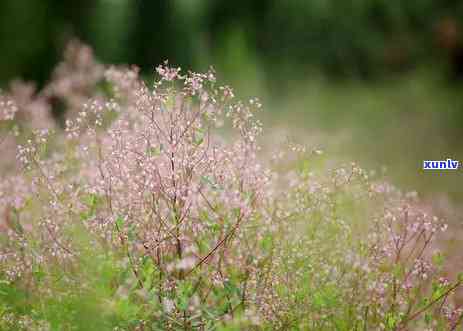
[262, 70, 463, 202]
[1, 51, 462, 330]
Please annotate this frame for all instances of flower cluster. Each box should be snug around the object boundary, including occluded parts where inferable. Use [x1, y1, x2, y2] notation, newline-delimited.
[0, 92, 17, 121]
[0, 42, 461, 330]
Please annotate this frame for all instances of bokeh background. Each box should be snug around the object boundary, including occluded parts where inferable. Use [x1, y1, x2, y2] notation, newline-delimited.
[1, 0, 462, 202]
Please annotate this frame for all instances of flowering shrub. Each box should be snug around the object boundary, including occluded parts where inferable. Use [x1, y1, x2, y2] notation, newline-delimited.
[0, 43, 462, 331]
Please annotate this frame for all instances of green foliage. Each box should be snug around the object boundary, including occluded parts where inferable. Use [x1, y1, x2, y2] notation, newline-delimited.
[2, 0, 463, 86]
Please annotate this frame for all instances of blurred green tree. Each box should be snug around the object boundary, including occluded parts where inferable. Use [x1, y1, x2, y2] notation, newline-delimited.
[1, 0, 463, 86]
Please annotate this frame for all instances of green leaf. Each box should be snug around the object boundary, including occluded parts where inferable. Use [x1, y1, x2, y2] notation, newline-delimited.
[424, 313, 432, 325]
[32, 265, 46, 282]
[81, 193, 100, 221]
[83, 193, 98, 207]
[208, 222, 221, 233]
[386, 313, 397, 329]
[116, 216, 125, 229]
[393, 264, 403, 278]
[141, 258, 156, 290]
[176, 281, 194, 311]
[224, 280, 240, 297]
[194, 128, 205, 146]
[432, 285, 444, 301]
[147, 145, 161, 156]
[261, 233, 273, 252]
[7, 210, 23, 235]
[432, 251, 445, 267]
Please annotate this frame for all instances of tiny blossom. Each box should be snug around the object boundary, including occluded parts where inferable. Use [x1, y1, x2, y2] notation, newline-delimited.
[156, 61, 182, 81]
[0, 92, 18, 121]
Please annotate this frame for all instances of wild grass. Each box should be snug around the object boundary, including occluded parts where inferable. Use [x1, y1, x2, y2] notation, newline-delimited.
[0, 42, 462, 331]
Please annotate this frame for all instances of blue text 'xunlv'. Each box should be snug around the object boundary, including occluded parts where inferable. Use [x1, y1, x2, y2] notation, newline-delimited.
[423, 159, 460, 170]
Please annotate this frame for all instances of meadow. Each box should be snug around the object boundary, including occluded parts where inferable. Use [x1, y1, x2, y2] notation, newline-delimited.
[0, 42, 462, 331]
